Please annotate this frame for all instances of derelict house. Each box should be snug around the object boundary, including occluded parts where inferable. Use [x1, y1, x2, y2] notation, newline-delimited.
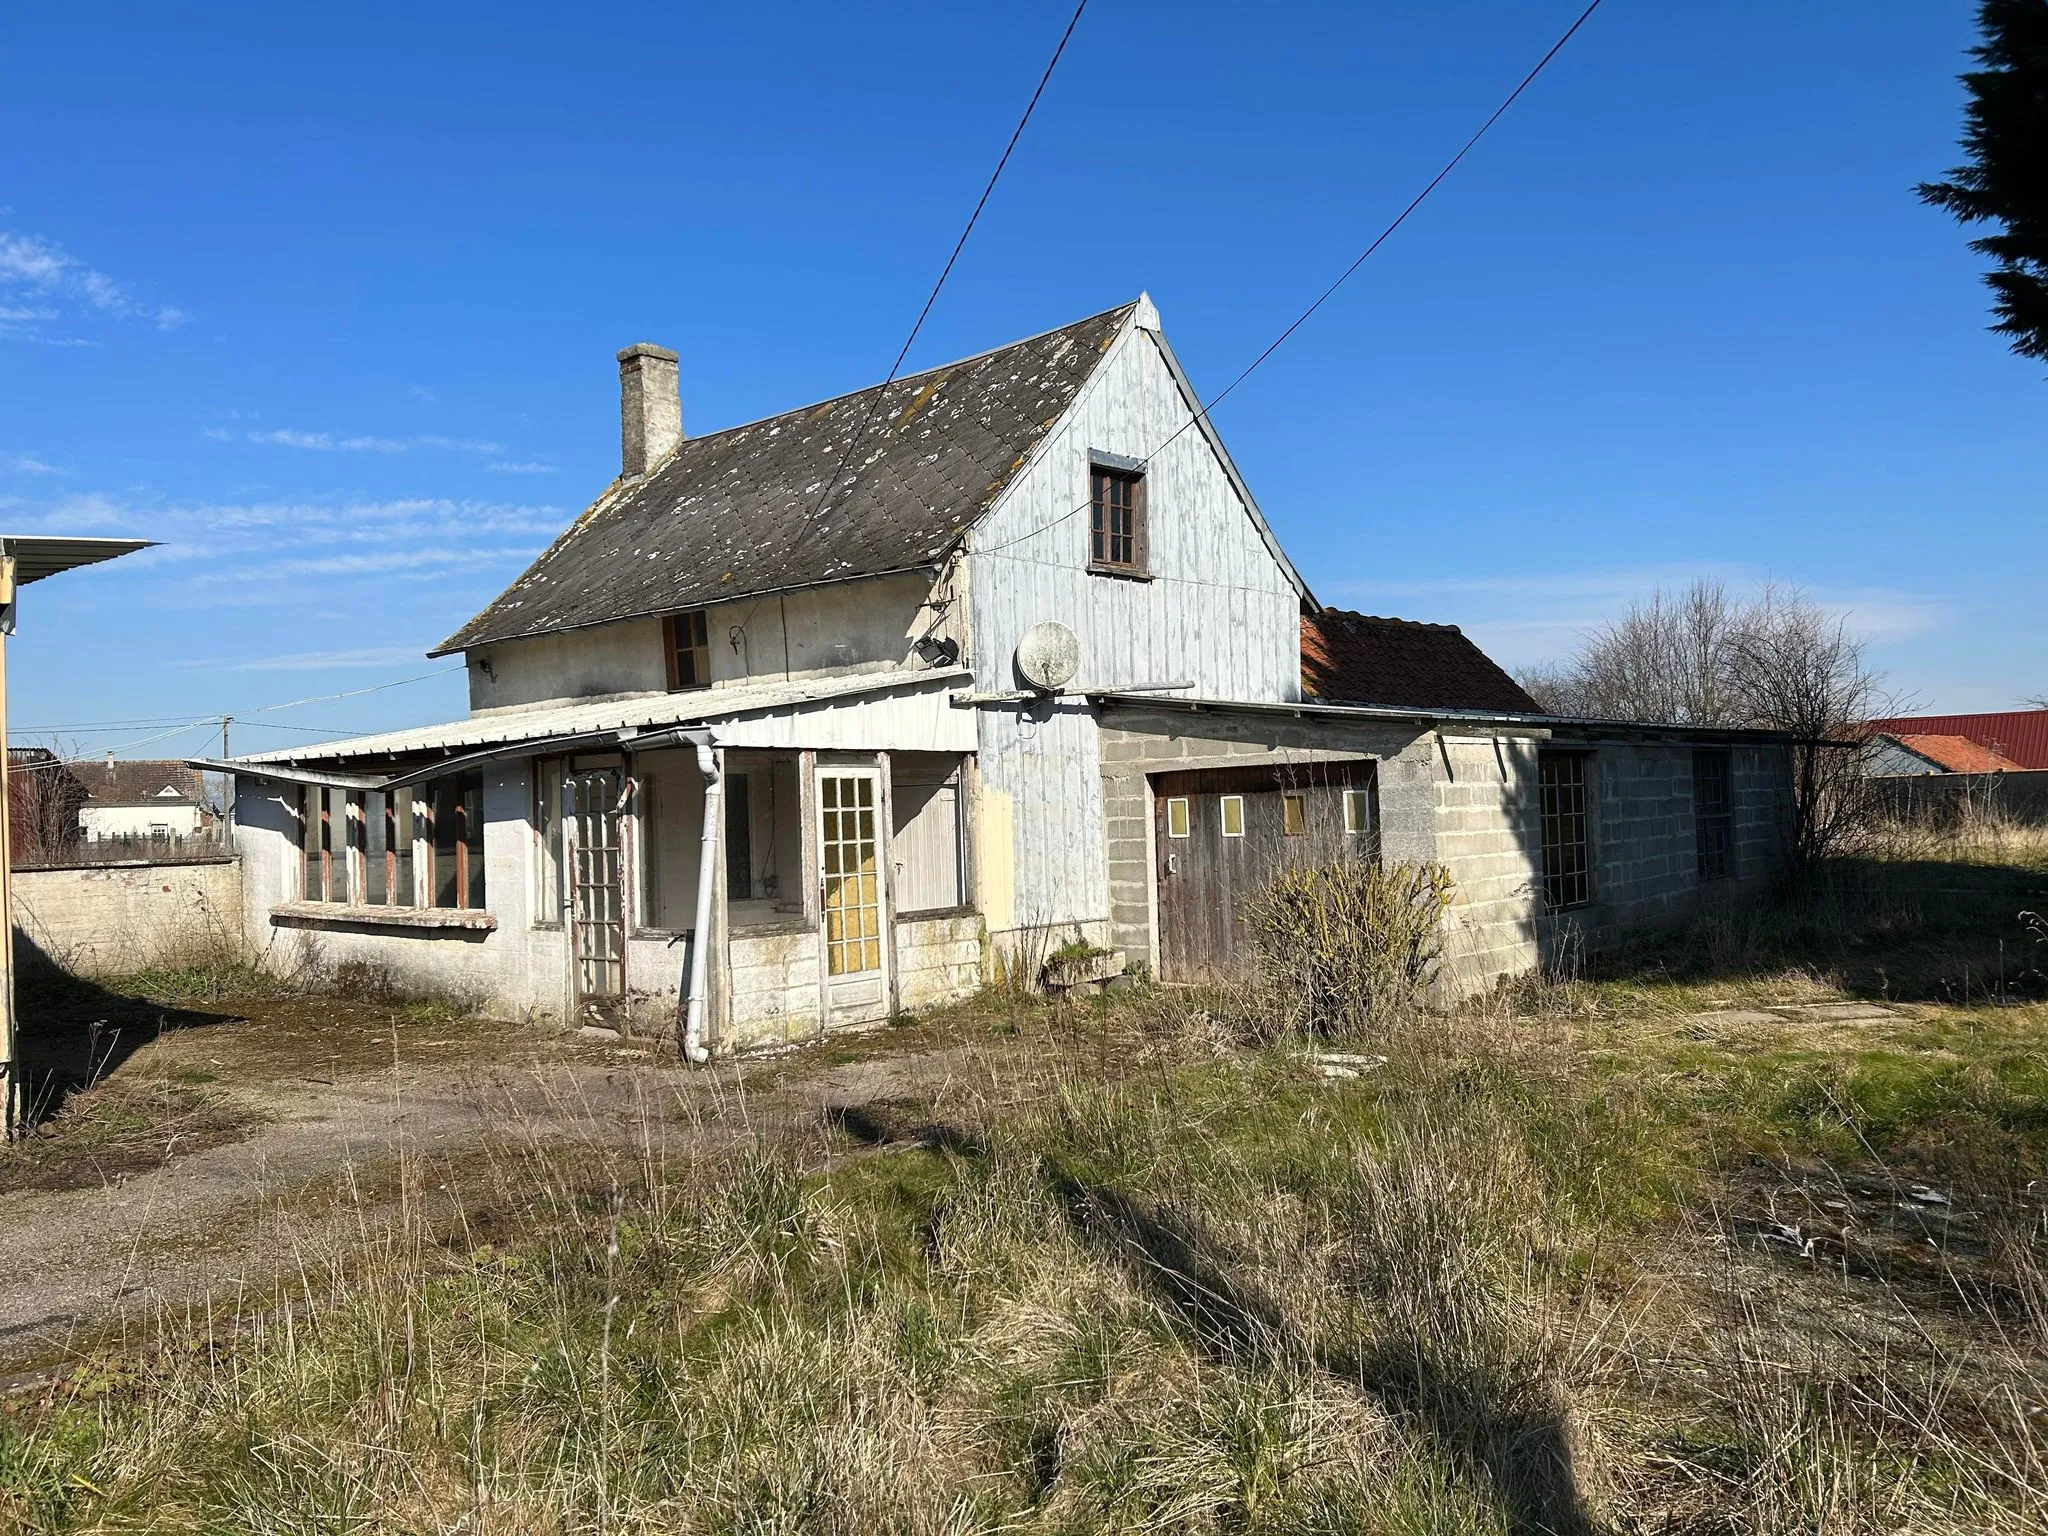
[213, 296, 1796, 1051]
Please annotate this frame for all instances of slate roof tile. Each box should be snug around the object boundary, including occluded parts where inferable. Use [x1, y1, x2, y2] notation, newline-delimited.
[437, 302, 1137, 655]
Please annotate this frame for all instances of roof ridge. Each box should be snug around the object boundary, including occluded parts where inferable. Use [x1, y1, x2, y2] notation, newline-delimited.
[645, 298, 1141, 453]
[1319, 608, 1463, 635]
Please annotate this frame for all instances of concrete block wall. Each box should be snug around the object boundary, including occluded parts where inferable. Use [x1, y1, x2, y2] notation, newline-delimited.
[13, 856, 243, 977]
[895, 913, 983, 1011]
[1097, 707, 1436, 974]
[1431, 736, 1541, 992]
[726, 928, 823, 1048]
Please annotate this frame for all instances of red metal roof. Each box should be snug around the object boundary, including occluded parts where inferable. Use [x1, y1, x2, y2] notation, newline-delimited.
[1864, 710, 2048, 771]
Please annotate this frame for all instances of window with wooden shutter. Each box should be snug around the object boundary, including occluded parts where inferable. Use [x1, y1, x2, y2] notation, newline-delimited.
[664, 609, 711, 691]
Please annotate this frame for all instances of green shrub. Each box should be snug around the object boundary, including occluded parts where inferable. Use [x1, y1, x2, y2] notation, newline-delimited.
[1242, 861, 1455, 1037]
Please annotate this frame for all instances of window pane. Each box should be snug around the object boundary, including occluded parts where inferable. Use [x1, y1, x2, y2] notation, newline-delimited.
[726, 771, 753, 900]
[463, 773, 485, 910]
[392, 790, 414, 907]
[434, 780, 460, 908]
[536, 759, 563, 922]
[1281, 793, 1307, 836]
[1166, 797, 1190, 838]
[1539, 754, 1592, 909]
[302, 787, 321, 900]
[1220, 795, 1244, 837]
[364, 790, 388, 905]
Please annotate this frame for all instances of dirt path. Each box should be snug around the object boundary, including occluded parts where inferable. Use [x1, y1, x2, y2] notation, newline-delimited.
[0, 1017, 1027, 1375]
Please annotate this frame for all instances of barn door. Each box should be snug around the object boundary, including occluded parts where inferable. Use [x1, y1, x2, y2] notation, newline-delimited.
[818, 767, 891, 1026]
[1154, 766, 1375, 983]
[563, 768, 629, 1023]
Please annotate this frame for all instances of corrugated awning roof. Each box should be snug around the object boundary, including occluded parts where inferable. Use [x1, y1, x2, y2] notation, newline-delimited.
[434, 303, 1139, 657]
[2, 535, 154, 584]
[228, 666, 969, 767]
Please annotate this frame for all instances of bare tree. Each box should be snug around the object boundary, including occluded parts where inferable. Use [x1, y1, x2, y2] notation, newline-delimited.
[1526, 579, 1886, 870]
[1728, 586, 1886, 867]
[6, 750, 88, 866]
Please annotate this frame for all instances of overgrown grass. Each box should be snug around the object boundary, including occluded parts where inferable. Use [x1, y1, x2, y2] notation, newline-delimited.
[4, 831, 2046, 1532]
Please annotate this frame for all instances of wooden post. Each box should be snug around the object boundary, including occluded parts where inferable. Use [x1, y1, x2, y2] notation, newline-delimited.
[0, 555, 18, 1137]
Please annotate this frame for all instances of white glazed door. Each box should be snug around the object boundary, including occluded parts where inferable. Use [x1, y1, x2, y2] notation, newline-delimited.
[818, 768, 890, 1026]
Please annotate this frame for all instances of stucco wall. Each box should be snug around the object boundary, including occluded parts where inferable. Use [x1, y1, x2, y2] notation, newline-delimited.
[466, 572, 938, 713]
[13, 856, 243, 976]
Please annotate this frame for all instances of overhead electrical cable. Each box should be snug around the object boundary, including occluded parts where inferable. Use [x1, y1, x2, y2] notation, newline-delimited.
[741, 0, 1090, 629]
[975, 0, 1605, 560]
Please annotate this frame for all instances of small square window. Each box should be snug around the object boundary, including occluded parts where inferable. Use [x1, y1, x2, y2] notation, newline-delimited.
[1342, 788, 1371, 835]
[1282, 793, 1307, 836]
[1165, 796, 1190, 838]
[1219, 795, 1245, 837]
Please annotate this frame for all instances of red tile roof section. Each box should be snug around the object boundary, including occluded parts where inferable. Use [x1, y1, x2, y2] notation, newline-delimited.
[1301, 610, 1540, 714]
[1863, 710, 2048, 771]
[1885, 734, 2026, 774]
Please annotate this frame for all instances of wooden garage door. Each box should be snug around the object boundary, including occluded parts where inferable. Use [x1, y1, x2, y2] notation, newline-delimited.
[1154, 763, 1377, 983]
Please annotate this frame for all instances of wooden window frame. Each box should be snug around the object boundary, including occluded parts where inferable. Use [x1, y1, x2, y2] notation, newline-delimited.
[1218, 794, 1245, 838]
[1087, 460, 1149, 578]
[1539, 751, 1593, 911]
[663, 608, 712, 692]
[1342, 788, 1372, 836]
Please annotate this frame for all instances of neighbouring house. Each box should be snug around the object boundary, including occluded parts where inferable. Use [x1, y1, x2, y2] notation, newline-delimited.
[1863, 732, 2025, 777]
[78, 756, 211, 842]
[1862, 710, 2048, 773]
[212, 296, 1795, 1048]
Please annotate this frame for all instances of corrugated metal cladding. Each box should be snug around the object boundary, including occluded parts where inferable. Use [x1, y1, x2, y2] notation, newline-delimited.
[1864, 711, 2048, 771]
[967, 319, 1305, 936]
[436, 302, 1138, 656]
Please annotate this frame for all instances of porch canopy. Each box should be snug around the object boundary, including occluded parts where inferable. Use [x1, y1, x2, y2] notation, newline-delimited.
[190, 665, 973, 789]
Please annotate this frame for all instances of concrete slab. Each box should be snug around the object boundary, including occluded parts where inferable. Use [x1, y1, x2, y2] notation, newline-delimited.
[1687, 1010, 1784, 1028]
[1769, 1003, 1897, 1022]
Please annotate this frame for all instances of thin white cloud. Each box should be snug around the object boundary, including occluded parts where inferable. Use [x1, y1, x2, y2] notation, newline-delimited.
[176, 645, 435, 673]
[488, 461, 557, 474]
[1332, 563, 1946, 670]
[4, 455, 60, 475]
[0, 229, 187, 335]
[409, 385, 438, 404]
[241, 429, 505, 455]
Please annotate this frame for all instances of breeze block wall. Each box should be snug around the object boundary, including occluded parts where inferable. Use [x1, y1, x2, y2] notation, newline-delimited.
[12, 855, 244, 976]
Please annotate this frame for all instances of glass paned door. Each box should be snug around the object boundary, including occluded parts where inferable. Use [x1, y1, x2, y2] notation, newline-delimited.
[564, 769, 627, 1017]
[821, 773, 882, 976]
[818, 768, 891, 1026]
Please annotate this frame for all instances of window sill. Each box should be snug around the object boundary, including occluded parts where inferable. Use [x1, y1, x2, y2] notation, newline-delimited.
[271, 901, 498, 933]
[728, 917, 816, 938]
[1086, 563, 1153, 583]
[897, 904, 978, 923]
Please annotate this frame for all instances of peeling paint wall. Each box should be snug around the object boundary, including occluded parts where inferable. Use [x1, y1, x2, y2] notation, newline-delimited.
[965, 314, 1305, 951]
[466, 572, 939, 713]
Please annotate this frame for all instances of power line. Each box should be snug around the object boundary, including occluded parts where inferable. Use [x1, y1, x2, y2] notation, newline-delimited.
[975, 0, 1606, 561]
[753, 0, 1089, 610]
[15, 664, 464, 740]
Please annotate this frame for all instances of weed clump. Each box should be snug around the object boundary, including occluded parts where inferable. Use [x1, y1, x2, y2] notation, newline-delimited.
[1242, 860, 1455, 1038]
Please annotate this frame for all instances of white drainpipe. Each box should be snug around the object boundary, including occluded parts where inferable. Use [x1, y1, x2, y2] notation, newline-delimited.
[681, 741, 721, 1064]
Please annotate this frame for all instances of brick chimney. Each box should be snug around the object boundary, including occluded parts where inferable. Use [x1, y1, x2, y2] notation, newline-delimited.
[617, 343, 682, 478]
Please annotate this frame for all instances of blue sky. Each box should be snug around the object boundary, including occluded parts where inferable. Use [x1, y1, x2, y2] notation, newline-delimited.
[0, 1, 2037, 760]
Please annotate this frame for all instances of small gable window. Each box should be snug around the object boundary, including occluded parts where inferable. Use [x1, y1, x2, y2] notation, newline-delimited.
[1089, 463, 1146, 576]
[664, 609, 711, 691]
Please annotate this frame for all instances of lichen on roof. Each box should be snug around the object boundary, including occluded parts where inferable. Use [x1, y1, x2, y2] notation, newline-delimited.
[435, 301, 1139, 656]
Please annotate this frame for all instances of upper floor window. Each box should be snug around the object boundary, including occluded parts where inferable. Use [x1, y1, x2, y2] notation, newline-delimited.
[1089, 464, 1146, 575]
[665, 608, 710, 691]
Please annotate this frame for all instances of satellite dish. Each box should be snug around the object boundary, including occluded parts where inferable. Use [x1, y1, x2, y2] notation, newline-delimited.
[1015, 620, 1081, 693]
